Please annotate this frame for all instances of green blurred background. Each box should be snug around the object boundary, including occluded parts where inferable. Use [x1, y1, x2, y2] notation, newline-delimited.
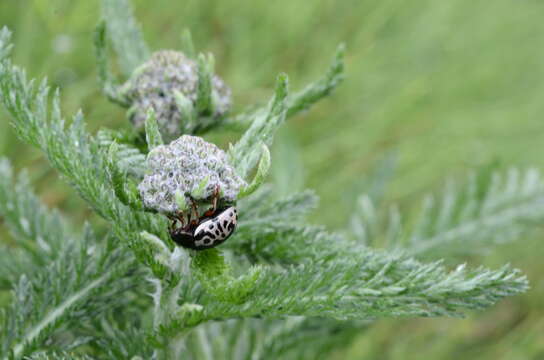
[1, 0, 543, 358]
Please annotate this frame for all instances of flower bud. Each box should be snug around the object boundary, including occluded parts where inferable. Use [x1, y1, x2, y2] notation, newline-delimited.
[138, 135, 245, 215]
[122, 50, 231, 141]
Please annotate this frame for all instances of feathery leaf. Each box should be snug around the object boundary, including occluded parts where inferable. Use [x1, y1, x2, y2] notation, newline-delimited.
[100, 0, 150, 76]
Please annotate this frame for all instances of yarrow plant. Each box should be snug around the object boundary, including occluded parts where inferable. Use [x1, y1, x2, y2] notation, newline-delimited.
[139, 135, 246, 214]
[121, 51, 232, 141]
[0, 0, 538, 359]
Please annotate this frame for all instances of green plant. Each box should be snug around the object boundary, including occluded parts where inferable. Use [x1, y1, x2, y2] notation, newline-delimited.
[0, 0, 537, 358]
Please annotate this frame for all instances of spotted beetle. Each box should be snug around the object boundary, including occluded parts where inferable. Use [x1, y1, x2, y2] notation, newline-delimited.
[170, 206, 238, 250]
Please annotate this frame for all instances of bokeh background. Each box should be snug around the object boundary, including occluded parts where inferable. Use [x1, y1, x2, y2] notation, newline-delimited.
[1, 0, 543, 358]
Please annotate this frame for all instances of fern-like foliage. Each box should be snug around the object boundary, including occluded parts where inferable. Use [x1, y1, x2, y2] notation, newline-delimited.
[0, 159, 68, 288]
[82, 315, 154, 359]
[0, 27, 170, 278]
[100, 0, 150, 76]
[96, 128, 146, 177]
[0, 160, 67, 256]
[350, 168, 544, 257]
[0, 4, 533, 358]
[183, 318, 362, 360]
[24, 352, 94, 360]
[230, 74, 289, 179]
[231, 43, 346, 126]
[0, 245, 28, 290]
[0, 159, 137, 360]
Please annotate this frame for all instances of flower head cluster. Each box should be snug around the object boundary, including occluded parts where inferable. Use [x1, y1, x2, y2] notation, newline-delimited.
[121, 50, 231, 141]
[138, 135, 246, 215]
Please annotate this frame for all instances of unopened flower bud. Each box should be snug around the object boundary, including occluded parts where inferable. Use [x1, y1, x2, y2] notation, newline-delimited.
[122, 50, 231, 141]
[138, 135, 245, 215]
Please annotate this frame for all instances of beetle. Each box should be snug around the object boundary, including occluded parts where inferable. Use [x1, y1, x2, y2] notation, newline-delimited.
[170, 206, 238, 250]
[168, 184, 238, 250]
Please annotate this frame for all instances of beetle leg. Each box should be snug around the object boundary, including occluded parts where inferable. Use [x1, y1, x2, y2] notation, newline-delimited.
[177, 214, 186, 229]
[204, 185, 220, 217]
[190, 197, 199, 225]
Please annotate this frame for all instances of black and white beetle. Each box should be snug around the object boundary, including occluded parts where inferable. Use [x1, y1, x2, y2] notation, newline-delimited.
[168, 185, 238, 250]
[170, 206, 238, 250]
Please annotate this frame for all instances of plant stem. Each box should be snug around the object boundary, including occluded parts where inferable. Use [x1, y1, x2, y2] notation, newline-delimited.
[152, 247, 190, 359]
